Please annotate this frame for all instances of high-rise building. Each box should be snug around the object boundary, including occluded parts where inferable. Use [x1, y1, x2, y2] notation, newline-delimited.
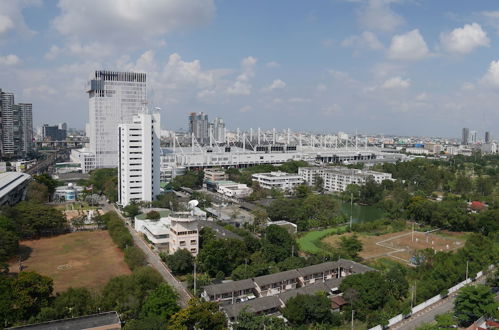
[210, 117, 226, 144]
[42, 124, 67, 141]
[118, 109, 160, 207]
[188, 112, 209, 145]
[462, 127, 469, 145]
[485, 131, 491, 144]
[87, 71, 147, 169]
[469, 130, 477, 144]
[0, 89, 32, 158]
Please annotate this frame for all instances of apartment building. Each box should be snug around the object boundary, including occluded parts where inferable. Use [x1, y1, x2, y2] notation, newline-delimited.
[299, 166, 392, 192]
[251, 171, 303, 191]
[168, 212, 199, 256]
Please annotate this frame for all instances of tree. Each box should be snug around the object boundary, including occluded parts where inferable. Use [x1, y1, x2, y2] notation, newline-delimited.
[295, 184, 311, 198]
[140, 283, 179, 320]
[125, 316, 167, 330]
[338, 235, 363, 259]
[282, 293, 337, 326]
[0, 228, 19, 262]
[26, 181, 49, 203]
[198, 238, 249, 277]
[124, 246, 147, 270]
[146, 211, 161, 220]
[235, 309, 287, 330]
[124, 203, 140, 218]
[168, 298, 227, 330]
[0, 275, 15, 326]
[251, 208, 268, 231]
[12, 271, 53, 321]
[454, 285, 498, 327]
[313, 175, 324, 193]
[153, 192, 181, 210]
[53, 287, 95, 318]
[164, 249, 194, 275]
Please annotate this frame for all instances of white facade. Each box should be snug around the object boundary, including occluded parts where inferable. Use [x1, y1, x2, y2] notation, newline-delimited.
[406, 148, 430, 155]
[252, 171, 303, 191]
[217, 182, 252, 198]
[299, 166, 392, 192]
[135, 217, 171, 246]
[169, 212, 199, 256]
[118, 111, 160, 206]
[70, 149, 96, 173]
[87, 71, 147, 169]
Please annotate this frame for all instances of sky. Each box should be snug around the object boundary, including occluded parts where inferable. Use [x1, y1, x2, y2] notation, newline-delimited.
[1, 0, 499, 138]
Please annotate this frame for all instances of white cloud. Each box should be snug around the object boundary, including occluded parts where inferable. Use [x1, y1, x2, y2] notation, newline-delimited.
[0, 15, 13, 35]
[381, 76, 410, 89]
[263, 79, 286, 92]
[322, 104, 342, 116]
[240, 105, 252, 113]
[357, 0, 404, 32]
[0, 54, 20, 66]
[266, 61, 280, 68]
[227, 56, 257, 95]
[440, 23, 489, 54]
[52, 0, 215, 51]
[481, 60, 499, 88]
[388, 29, 429, 61]
[44, 45, 62, 60]
[322, 39, 334, 48]
[288, 97, 311, 103]
[341, 31, 383, 51]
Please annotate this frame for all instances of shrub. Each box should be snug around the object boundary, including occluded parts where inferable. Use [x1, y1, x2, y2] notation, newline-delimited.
[125, 246, 147, 270]
[146, 211, 160, 220]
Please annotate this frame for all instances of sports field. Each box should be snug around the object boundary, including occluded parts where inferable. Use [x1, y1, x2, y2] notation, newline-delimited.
[323, 230, 465, 264]
[9, 231, 131, 292]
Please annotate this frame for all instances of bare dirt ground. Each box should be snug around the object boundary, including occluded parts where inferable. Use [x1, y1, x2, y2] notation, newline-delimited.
[323, 230, 465, 264]
[9, 231, 131, 293]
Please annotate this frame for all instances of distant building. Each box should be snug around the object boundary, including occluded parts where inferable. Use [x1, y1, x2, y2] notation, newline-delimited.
[469, 130, 477, 144]
[210, 117, 226, 144]
[480, 143, 497, 154]
[252, 171, 304, 191]
[406, 147, 430, 155]
[118, 110, 160, 207]
[0, 89, 33, 158]
[485, 131, 491, 144]
[299, 166, 392, 192]
[462, 127, 469, 145]
[42, 124, 67, 141]
[204, 168, 228, 182]
[0, 172, 31, 206]
[188, 112, 209, 145]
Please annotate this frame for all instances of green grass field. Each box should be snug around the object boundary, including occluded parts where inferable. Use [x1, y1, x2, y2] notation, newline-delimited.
[297, 226, 347, 254]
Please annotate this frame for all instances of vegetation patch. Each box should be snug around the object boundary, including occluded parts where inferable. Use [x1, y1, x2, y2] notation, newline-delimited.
[297, 226, 347, 254]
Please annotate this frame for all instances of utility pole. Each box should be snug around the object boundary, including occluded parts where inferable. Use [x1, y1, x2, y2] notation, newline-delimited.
[466, 260, 469, 281]
[411, 222, 415, 242]
[351, 309, 355, 330]
[350, 192, 353, 231]
[193, 261, 197, 297]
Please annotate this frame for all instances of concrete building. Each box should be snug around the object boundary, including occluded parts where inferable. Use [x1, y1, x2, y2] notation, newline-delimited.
[0, 90, 32, 158]
[168, 212, 199, 256]
[86, 71, 147, 169]
[204, 168, 228, 181]
[252, 171, 303, 191]
[299, 166, 392, 192]
[188, 112, 209, 145]
[405, 147, 430, 155]
[462, 127, 469, 145]
[485, 131, 491, 144]
[217, 182, 252, 198]
[480, 143, 497, 154]
[118, 110, 160, 207]
[469, 130, 477, 144]
[42, 124, 67, 141]
[210, 117, 226, 144]
[70, 148, 96, 173]
[0, 172, 31, 206]
[54, 183, 84, 202]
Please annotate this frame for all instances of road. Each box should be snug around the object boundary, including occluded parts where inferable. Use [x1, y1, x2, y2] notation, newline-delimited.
[391, 274, 489, 329]
[103, 204, 193, 307]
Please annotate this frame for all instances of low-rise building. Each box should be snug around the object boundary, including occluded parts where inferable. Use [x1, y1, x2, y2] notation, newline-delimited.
[217, 182, 252, 198]
[405, 148, 430, 155]
[54, 183, 84, 202]
[299, 166, 392, 192]
[202, 278, 256, 304]
[204, 168, 228, 182]
[252, 171, 303, 191]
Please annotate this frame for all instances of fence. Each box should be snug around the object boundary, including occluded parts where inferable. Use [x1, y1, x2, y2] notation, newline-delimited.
[369, 266, 492, 330]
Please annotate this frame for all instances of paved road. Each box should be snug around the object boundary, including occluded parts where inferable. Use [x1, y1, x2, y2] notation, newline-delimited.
[391, 275, 489, 329]
[104, 204, 193, 307]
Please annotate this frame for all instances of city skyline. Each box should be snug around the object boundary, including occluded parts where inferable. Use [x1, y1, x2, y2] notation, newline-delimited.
[1, 1, 499, 137]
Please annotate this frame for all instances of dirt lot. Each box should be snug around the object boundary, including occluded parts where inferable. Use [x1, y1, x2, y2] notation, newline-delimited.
[9, 231, 131, 293]
[323, 230, 465, 264]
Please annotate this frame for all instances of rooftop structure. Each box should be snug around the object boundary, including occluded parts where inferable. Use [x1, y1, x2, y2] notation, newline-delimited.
[5, 311, 121, 330]
[252, 171, 303, 191]
[0, 172, 31, 206]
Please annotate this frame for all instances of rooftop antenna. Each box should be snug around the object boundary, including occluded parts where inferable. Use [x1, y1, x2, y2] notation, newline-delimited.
[188, 200, 199, 216]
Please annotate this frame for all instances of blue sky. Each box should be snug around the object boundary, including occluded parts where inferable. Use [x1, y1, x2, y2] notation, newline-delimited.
[1, 0, 499, 138]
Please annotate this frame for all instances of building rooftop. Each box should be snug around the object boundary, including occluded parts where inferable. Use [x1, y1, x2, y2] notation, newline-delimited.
[278, 282, 330, 303]
[297, 261, 339, 278]
[203, 278, 255, 296]
[222, 296, 281, 319]
[0, 172, 31, 199]
[253, 269, 301, 287]
[135, 210, 171, 220]
[5, 311, 120, 330]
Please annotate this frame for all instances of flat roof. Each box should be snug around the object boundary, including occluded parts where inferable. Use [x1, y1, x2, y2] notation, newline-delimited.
[253, 269, 301, 287]
[6, 311, 120, 330]
[222, 296, 281, 319]
[0, 172, 31, 199]
[204, 278, 255, 296]
[135, 210, 171, 220]
[278, 282, 330, 303]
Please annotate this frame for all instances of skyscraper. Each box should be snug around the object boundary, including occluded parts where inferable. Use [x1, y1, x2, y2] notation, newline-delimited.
[0, 89, 32, 158]
[462, 127, 469, 145]
[188, 112, 209, 145]
[210, 117, 226, 144]
[87, 71, 147, 169]
[118, 109, 160, 206]
[469, 130, 477, 144]
[485, 131, 491, 144]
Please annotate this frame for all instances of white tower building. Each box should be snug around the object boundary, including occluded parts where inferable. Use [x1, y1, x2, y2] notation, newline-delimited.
[118, 109, 160, 206]
[168, 212, 199, 256]
[87, 71, 146, 169]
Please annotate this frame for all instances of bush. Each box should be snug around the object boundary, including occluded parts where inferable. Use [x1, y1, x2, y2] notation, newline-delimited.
[146, 211, 160, 220]
[125, 246, 147, 270]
